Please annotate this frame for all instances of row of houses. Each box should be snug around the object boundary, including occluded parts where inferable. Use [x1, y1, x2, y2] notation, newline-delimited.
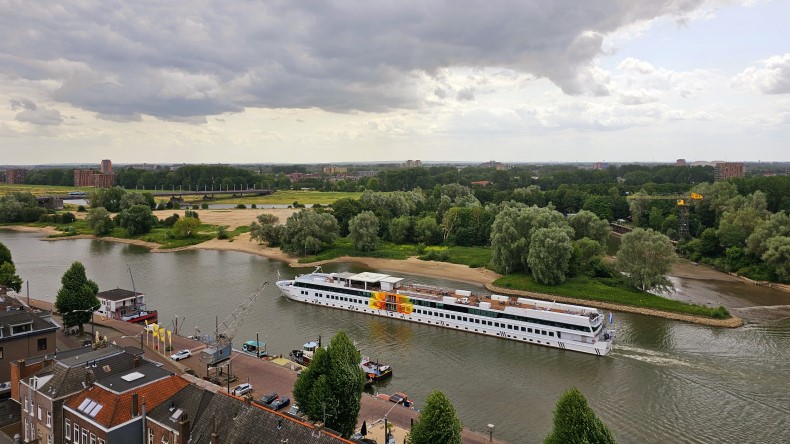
[6, 343, 359, 444]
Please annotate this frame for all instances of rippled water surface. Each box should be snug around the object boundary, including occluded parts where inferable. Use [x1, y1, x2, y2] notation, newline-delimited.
[2, 230, 789, 443]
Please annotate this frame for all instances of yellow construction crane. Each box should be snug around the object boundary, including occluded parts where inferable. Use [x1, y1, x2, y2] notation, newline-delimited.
[626, 192, 703, 240]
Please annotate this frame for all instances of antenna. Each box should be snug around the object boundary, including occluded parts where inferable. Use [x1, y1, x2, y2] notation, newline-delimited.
[127, 264, 137, 295]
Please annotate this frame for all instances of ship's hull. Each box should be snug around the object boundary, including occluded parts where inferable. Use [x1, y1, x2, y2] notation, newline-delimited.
[277, 280, 612, 356]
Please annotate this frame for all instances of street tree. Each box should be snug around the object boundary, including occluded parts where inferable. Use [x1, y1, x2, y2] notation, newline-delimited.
[54, 262, 99, 335]
[615, 228, 676, 292]
[544, 387, 615, 444]
[0, 242, 22, 293]
[281, 209, 339, 256]
[250, 213, 284, 246]
[528, 227, 573, 285]
[117, 204, 156, 236]
[349, 211, 380, 252]
[86, 207, 114, 235]
[568, 210, 611, 246]
[89, 187, 127, 212]
[407, 390, 462, 444]
[172, 217, 200, 238]
[292, 331, 365, 438]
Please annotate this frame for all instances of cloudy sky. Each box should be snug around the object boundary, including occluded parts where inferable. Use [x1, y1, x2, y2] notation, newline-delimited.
[1, 0, 788, 165]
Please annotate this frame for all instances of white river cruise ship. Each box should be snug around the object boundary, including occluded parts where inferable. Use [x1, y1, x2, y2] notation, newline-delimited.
[277, 270, 615, 356]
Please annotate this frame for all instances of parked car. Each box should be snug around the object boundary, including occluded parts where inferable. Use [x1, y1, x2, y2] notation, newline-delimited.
[287, 404, 300, 416]
[232, 383, 253, 396]
[269, 396, 290, 411]
[254, 392, 278, 407]
[170, 349, 192, 361]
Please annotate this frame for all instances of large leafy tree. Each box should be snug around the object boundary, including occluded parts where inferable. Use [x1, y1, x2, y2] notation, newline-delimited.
[407, 391, 462, 444]
[388, 216, 412, 244]
[120, 192, 155, 210]
[330, 198, 363, 236]
[281, 209, 339, 256]
[349, 211, 380, 252]
[292, 331, 364, 438]
[54, 262, 99, 335]
[0, 242, 22, 293]
[172, 217, 201, 238]
[117, 204, 155, 236]
[763, 236, 790, 282]
[568, 210, 611, 246]
[89, 187, 127, 212]
[528, 227, 573, 285]
[250, 213, 284, 246]
[545, 388, 615, 444]
[86, 207, 114, 235]
[414, 216, 441, 245]
[616, 228, 676, 292]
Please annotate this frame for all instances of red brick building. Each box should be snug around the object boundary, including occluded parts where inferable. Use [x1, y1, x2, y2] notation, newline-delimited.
[73, 170, 115, 188]
[714, 162, 744, 181]
[3, 168, 27, 184]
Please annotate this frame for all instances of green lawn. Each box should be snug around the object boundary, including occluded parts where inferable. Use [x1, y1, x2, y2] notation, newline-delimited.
[418, 246, 492, 268]
[493, 274, 731, 319]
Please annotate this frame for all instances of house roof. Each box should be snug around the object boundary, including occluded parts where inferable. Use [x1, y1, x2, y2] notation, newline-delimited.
[0, 298, 58, 339]
[35, 349, 138, 399]
[147, 384, 215, 432]
[189, 392, 354, 444]
[65, 374, 189, 428]
[96, 289, 143, 302]
[95, 363, 174, 393]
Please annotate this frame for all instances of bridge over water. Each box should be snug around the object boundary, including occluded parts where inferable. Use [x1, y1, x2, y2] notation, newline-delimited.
[45, 188, 273, 200]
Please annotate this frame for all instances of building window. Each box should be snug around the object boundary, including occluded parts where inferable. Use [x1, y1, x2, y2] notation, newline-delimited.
[65, 419, 71, 440]
[74, 425, 79, 442]
[48, 433, 53, 444]
[162, 436, 169, 444]
[38, 338, 48, 351]
[90, 433, 96, 444]
[99, 440, 105, 444]
[38, 406, 42, 420]
[23, 396, 27, 412]
[47, 410, 52, 427]
[0, 346, 3, 359]
[82, 429, 87, 444]
[148, 428, 154, 444]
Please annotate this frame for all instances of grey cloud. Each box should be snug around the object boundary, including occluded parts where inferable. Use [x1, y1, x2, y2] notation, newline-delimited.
[0, 1, 708, 119]
[10, 98, 37, 111]
[456, 87, 475, 102]
[15, 108, 63, 126]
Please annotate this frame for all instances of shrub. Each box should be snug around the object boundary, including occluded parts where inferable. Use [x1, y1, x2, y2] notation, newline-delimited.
[236, 204, 246, 209]
[192, 204, 199, 210]
[217, 226, 229, 239]
[251, 204, 257, 209]
[201, 203, 209, 209]
[77, 205, 86, 212]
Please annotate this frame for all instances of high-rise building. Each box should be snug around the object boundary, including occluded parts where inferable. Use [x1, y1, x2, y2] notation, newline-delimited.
[676, 159, 687, 166]
[100, 159, 112, 173]
[403, 159, 422, 168]
[74, 169, 96, 187]
[74, 160, 116, 187]
[714, 162, 744, 181]
[3, 168, 27, 184]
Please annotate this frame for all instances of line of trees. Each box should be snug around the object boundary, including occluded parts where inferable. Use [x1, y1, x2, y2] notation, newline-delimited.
[0, 242, 23, 293]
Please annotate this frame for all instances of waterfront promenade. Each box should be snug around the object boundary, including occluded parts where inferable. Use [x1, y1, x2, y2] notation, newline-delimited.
[30, 298, 505, 444]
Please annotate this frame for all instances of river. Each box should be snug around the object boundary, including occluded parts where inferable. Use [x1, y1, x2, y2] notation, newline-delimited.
[2, 230, 789, 443]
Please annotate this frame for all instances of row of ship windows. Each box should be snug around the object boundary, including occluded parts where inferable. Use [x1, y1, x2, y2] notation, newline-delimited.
[297, 284, 593, 333]
[301, 290, 560, 337]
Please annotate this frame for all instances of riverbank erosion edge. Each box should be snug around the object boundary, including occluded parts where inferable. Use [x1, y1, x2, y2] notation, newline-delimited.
[484, 283, 743, 328]
[4, 226, 746, 326]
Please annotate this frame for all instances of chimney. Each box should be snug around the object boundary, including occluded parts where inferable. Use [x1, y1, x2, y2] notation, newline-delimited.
[210, 416, 219, 444]
[84, 370, 95, 387]
[178, 412, 190, 444]
[134, 356, 142, 368]
[131, 393, 139, 417]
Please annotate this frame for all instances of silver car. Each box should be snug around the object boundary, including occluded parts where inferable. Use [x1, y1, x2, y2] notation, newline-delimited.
[232, 383, 253, 396]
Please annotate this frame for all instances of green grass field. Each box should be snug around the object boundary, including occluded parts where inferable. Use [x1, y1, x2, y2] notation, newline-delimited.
[204, 190, 362, 205]
[0, 184, 94, 196]
[493, 273, 731, 319]
[299, 238, 419, 263]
